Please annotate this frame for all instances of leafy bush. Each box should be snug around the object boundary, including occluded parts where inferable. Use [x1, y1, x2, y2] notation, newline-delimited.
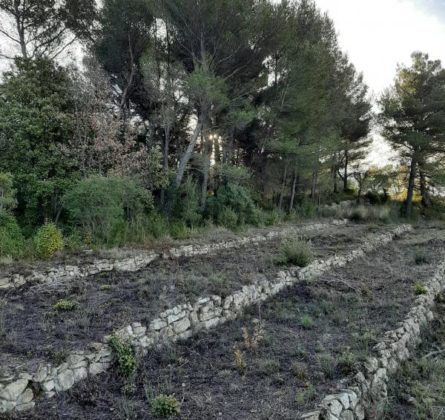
[169, 222, 190, 240]
[0, 173, 17, 212]
[151, 394, 180, 418]
[53, 299, 77, 311]
[208, 183, 261, 228]
[216, 207, 238, 230]
[34, 223, 64, 258]
[274, 239, 313, 267]
[414, 283, 428, 296]
[108, 336, 137, 378]
[347, 205, 391, 223]
[64, 176, 153, 245]
[0, 213, 24, 258]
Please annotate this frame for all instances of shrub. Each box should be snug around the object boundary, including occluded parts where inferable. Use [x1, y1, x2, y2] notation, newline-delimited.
[64, 176, 153, 245]
[34, 223, 64, 259]
[108, 336, 137, 378]
[291, 362, 308, 381]
[300, 315, 315, 330]
[319, 354, 336, 379]
[274, 239, 313, 267]
[0, 213, 24, 258]
[169, 222, 190, 240]
[347, 205, 391, 223]
[338, 351, 356, 375]
[414, 283, 428, 296]
[170, 177, 202, 227]
[151, 394, 180, 418]
[53, 299, 77, 311]
[216, 207, 238, 230]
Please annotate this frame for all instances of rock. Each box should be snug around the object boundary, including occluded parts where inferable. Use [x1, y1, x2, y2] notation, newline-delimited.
[17, 388, 33, 405]
[322, 397, 343, 417]
[301, 411, 320, 420]
[339, 411, 354, 420]
[354, 403, 365, 420]
[15, 402, 35, 412]
[55, 370, 75, 392]
[0, 379, 29, 401]
[172, 317, 191, 334]
[72, 367, 88, 382]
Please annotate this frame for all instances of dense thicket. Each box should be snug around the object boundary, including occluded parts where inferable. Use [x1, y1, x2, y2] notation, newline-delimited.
[0, 0, 442, 256]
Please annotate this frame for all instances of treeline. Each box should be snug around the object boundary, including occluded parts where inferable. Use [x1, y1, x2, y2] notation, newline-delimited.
[0, 0, 442, 256]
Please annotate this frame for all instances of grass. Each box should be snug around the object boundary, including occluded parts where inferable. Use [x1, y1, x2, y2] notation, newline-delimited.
[53, 299, 77, 311]
[300, 315, 315, 330]
[414, 251, 431, 265]
[108, 336, 137, 378]
[414, 282, 428, 296]
[274, 238, 313, 267]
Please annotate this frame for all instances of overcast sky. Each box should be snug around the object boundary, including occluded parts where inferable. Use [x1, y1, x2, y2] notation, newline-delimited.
[315, 0, 445, 96]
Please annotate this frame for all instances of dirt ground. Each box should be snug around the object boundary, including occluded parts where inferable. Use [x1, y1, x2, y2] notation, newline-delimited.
[8, 223, 445, 420]
[0, 224, 370, 360]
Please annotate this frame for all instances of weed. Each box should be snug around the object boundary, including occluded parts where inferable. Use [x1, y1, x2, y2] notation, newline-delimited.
[414, 283, 428, 296]
[53, 299, 77, 311]
[242, 319, 265, 352]
[256, 358, 281, 376]
[49, 350, 68, 365]
[319, 354, 336, 379]
[108, 336, 137, 378]
[233, 348, 247, 374]
[274, 239, 313, 267]
[338, 351, 356, 375]
[151, 394, 180, 418]
[295, 384, 316, 405]
[208, 272, 231, 297]
[99, 284, 111, 291]
[291, 362, 309, 381]
[300, 315, 315, 330]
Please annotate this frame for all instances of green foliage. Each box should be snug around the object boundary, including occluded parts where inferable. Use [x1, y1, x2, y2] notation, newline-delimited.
[338, 351, 356, 375]
[171, 177, 202, 227]
[168, 222, 190, 240]
[34, 223, 64, 259]
[300, 315, 315, 330]
[151, 394, 180, 418]
[274, 239, 313, 267]
[0, 173, 17, 212]
[414, 283, 428, 296]
[0, 58, 78, 224]
[319, 353, 337, 379]
[0, 213, 24, 258]
[53, 299, 77, 311]
[347, 205, 391, 223]
[64, 176, 153, 246]
[108, 336, 137, 378]
[208, 183, 260, 228]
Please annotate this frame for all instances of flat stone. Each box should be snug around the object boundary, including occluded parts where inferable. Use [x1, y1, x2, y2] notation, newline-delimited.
[0, 379, 29, 401]
[340, 410, 354, 420]
[17, 388, 33, 405]
[301, 411, 320, 420]
[172, 317, 191, 334]
[56, 370, 75, 392]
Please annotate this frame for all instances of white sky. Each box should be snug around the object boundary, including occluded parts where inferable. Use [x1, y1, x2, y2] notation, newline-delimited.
[313, 0, 445, 166]
[315, 0, 445, 97]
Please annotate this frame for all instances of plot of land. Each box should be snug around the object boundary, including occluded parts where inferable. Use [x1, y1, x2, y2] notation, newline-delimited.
[6, 222, 444, 420]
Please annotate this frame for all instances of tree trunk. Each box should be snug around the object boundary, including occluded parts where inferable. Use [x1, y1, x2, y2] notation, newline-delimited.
[200, 129, 212, 211]
[278, 164, 288, 210]
[311, 169, 318, 202]
[175, 119, 203, 189]
[289, 171, 297, 213]
[403, 155, 417, 217]
[160, 125, 171, 207]
[419, 166, 431, 208]
[343, 150, 349, 192]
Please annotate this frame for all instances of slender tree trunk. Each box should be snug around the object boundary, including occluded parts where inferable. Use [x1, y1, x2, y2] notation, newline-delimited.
[160, 125, 171, 207]
[200, 128, 212, 211]
[311, 169, 318, 202]
[403, 155, 417, 217]
[289, 171, 297, 213]
[419, 166, 431, 208]
[278, 164, 288, 210]
[343, 150, 349, 192]
[175, 118, 203, 189]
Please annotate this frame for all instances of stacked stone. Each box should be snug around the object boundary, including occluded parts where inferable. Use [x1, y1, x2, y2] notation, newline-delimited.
[0, 221, 345, 291]
[300, 260, 445, 420]
[0, 224, 410, 414]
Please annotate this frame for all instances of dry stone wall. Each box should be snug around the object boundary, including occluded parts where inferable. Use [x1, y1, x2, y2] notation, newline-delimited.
[0, 225, 411, 414]
[301, 259, 445, 420]
[0, 221, 345, 291]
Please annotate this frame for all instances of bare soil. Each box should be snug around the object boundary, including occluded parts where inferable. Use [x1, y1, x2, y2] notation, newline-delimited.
[0, 224, 370, 362]
[10, 224, 445, 420]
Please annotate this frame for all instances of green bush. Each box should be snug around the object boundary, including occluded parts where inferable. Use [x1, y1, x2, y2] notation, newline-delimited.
[414, 283, 428, 296]
[108, 336, 137, 378]
[171, 177, 202, 227]
[216, 207, 238, 230]
[63, 176, 153, 245]
[414, 251, 431, 265]
[34, 223, 64, 259]
[53, 299, 77, 311]
[347, 205, 391, 223]
[208, 183, 260, 228]
[169, 222, 190, 240]
[274, 239, 313, 267]
[0, 213, 24, 258]
[151, 394, 180, 418]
